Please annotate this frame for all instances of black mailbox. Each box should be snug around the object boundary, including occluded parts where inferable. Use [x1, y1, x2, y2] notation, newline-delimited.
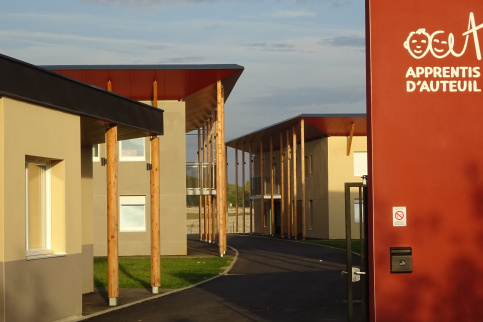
[390, 247, 412, 273]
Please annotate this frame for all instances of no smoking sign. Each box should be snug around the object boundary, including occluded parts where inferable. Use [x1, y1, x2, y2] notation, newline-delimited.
[393, 207, 407, 227]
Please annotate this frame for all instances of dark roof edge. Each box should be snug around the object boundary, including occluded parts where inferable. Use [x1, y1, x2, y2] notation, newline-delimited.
[41, 64, 245, 71]
[0, 53, 164, 135]
[226, 113, 366, 144]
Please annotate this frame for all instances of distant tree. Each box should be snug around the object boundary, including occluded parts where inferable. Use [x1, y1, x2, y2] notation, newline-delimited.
[186, 195, 199, 207]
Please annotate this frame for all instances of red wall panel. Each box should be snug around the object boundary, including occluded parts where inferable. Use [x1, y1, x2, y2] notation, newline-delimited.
[368, 1, 483, 320]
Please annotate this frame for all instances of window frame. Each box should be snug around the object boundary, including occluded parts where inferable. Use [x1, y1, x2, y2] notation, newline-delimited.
[119, 138, 146, 162]
[354, 198, 363, 224]
[92, 144, 100, 162]
[119, 195, 147, 232]
[25, 159, 52, 257]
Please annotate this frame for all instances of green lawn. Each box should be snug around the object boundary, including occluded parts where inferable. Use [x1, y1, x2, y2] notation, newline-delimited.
[301, 239, 362, 254]
[94, 257, 232, 289]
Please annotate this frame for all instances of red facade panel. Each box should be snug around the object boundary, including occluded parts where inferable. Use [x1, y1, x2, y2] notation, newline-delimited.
[368, 1, 483, 320]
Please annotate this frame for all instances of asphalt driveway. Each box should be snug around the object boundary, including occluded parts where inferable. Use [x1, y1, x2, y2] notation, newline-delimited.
[84, 235, 353, 322]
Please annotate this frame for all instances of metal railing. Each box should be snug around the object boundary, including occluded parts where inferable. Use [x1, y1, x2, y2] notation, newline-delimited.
[186, 162, 216, 194]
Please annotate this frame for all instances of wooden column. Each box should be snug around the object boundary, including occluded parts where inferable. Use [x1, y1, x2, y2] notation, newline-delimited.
[280, 132, 285, 238]
[208, 125, 212, 243]
[242, 144, 246, 234]
[216, 114, 222, 252]
[260, 140, 264, 235]
[198, 129, 202, 241]
[151, 80, 161, 294]
[106, 124, 118, 306]
[150, 135, 160, 293]
[270, 136, 274, 236]
[249, 143, 253, 234]
[216, 81, 226, 256]
[208, 120, 213, 243]
[301, 119, 306, 240]
[204, 125, 208, 241]
[209, 117, 216, 242]
[293, 126, 297, 239]
[286, 130, 291, 238]
[225, 146, 228, 247]
[235, 146, 239, 233]
[347, 123, 355, 156]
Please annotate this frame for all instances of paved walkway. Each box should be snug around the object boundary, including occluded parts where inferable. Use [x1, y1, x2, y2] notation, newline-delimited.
[80, 235, 354, 321]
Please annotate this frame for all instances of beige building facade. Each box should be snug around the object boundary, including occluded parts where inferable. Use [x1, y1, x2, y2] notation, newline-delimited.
[93, 101, 187, 256]
[0, 54, 164, 321]
[49, 65, 244, 257]
[226, 115, 367, 240]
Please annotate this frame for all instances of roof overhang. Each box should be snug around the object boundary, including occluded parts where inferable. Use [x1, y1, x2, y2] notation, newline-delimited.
[0, 54, 164, 146]
[226, 114, 367, 153]
[43, 64, 244, 133]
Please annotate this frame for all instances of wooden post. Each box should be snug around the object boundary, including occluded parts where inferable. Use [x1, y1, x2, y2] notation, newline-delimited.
[270, 136, 274, 236]
[209, 117, 216, 242]
[223, 107, 227, 254]
[242, 144, 246, 234]
[207, 121, 212, 243]
[225, 145, 228, 252]
[286, 130, 291, 238]
[301, 119, 306, 240]
[293, 126, 297, 239]
[208, 128, 212, 243]
[216, 81, 226, 256]
[347, 123, 355, 156]
[280, 132, 285, 238]
[216, 118, 222, 251]
[150, 136, 160, 293]
[235, 146, 239, 233]
[260, 140, 264, 235]
[198, 128, 202, 241]
[249, 143, 253, 234]
[106, 125, 118, 306]
[150, 80, 161, 294]
[204, 125, 208, 242]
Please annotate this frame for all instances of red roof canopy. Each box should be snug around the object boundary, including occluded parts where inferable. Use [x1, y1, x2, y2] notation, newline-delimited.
[44, 64, 244, 132]
[226, 114, 367, 153]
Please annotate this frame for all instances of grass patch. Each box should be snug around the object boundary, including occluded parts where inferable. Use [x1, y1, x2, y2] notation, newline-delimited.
[302, 239, 361, 254]
[94, 257, 232, 289]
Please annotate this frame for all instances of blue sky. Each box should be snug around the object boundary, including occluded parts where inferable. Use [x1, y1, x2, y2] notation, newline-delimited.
[1, 0, 366, 180]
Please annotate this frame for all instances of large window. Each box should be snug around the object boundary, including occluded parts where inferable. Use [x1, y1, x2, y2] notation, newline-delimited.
[119, 138, 145, 161]
[120, 196, 146, 232]
[26, 160, 51, 256]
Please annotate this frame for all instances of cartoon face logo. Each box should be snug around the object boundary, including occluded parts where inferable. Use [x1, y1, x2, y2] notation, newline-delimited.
[404, 28, 431, 59]
[430, 31, 451, 58]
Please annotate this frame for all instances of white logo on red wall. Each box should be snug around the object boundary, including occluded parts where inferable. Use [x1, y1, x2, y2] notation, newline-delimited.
[404, 12, 482, 93]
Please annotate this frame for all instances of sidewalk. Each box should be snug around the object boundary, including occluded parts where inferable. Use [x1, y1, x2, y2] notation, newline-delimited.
[81, 238, 234, 319]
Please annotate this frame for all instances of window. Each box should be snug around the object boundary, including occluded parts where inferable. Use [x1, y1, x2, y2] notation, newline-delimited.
[26, 160, 51, 256]
[92, 144, 100, 162]
[354, 152, 368, 177]
[309, 155, 313, 174]
[305, 155, 313, 179]
[354, 199, 363, 224]
[308, 200, 314, 230]
[120, 196, 146, 232]
[119, 138, 145, 161]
